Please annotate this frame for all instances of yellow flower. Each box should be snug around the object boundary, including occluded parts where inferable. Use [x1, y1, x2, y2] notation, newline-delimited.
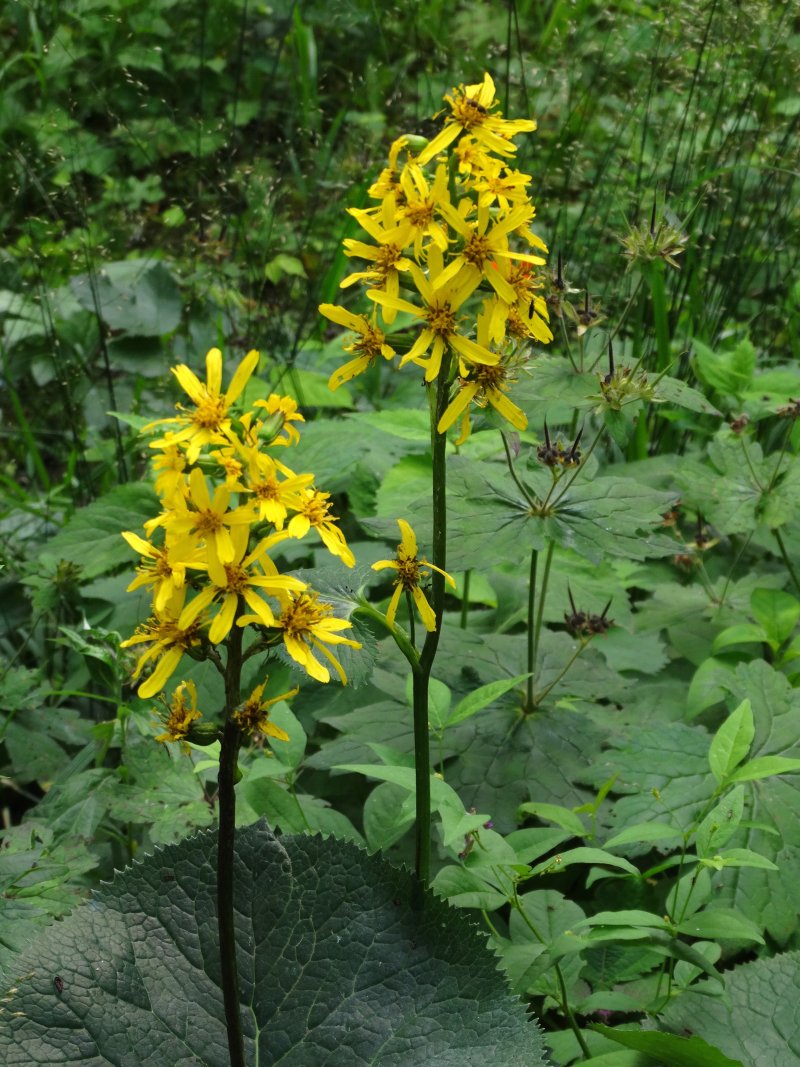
[243, 590, 361, 685]
[367, 245, 497, 383]
[417, 72, 536, 166]
[437, 301, 528, 442]
[433, 201, 544, 304]
[154, 680, 202, 748]
[177, 525, 306, 645]
[231, 680, 298, 741]
[438, 361, 527, 444]
[319, 305, 397, 390]
[367, 135, 412, 205]
[341, 212, 414, 325]
[143, 348, 259, 463]
[243, 452, 314, 528]
[287, 489, 356, 567]
[121, 530, 207, 612]
[121, 589, 204, 699]
[496, 260, 553, 345]
[146, 467, 254, 570]
[395, 162, 452, 259]
[470, 161, 534, 212]
[371, 519, 454, 632]
[150, 441, 188, 501]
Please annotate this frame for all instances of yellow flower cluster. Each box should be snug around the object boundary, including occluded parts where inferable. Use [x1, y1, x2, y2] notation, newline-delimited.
[121, 348, 361, 700]
[320, 72, 553, 442]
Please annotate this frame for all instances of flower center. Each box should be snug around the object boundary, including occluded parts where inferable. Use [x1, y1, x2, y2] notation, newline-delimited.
[221, 563, 248, 595]
[191, 391, 228, 430]
[253, 477, 281, 502]
[425, 301, 456, 338]
[374, 244, 403, 273]
[279, 592, 332, 635]
[403, 201, 435, 229]
[300, 492, 334, 526]
[353, 326, 385, 360]
[396, 555, 422, 590]
[463, 232, 491, 268]
[452, 94, 488, 130]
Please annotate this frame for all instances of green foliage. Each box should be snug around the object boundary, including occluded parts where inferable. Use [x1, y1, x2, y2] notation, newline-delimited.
[660, 952, 800, 1064]
[2, 0, 800, 1061]
[0, 824, 549, 1066]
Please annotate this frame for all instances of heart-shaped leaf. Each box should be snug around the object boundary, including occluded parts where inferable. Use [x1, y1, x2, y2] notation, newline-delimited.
[0, 823, 549, 1066]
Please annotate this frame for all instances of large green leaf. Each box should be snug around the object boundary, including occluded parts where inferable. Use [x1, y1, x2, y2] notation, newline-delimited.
[70, 259, 181, 336]
[446, 458, 677, 568]
[0, 824, 549, 1066]
[660, 951, 800, 1065]
[586, 720, 714, 839]
[43, 483, 160, 580]
[692, 337, 756, 397]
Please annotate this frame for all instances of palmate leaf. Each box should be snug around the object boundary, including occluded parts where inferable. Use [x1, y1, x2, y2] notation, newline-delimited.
[0, 824, 550, 1067]
[445, 697, 607, 833]
[660, 951, 800, 1065]
[446, 457, 677, 568]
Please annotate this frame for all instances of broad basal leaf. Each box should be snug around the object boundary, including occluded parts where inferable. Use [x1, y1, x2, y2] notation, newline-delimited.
[0, 824, 550, 1066]
[447, 458, 677, 567]
[661, 951, 800, 1065]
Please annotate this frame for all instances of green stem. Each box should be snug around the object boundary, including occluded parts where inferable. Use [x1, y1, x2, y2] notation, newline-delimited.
[528, 540, 555, 713]
[355, 600, 420, 671]
[460, 570, 471, 629]
[607, 275, 645, 346]
[766, 424, 793, 492]
[526, 548, 537, 711]
[773, 527, 800, 597]
[218, 621, 246, 1067]
[500, 431, 539, 508]
[560, 313, 578, 373]
[411, 373, 450, 901]
[532, 639, 588, 708]
[513, 892, 591, 1059]
[548, 426, 605, 510]
[739, 436, 765, 492]
[647, 260, 671, 373]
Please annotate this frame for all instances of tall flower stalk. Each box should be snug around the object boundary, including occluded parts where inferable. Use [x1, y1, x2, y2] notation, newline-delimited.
[321, 73, 551, 890]
[122, 348, 360, 1064]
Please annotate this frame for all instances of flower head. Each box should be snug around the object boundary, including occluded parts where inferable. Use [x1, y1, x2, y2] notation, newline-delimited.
[371, 519, 455, 632]
[154, 680, 203, 749]
[417, 73, 536, 165]
[287, 489, 356, 567]
[121, 589, 205, 699]
[143, 348, 260, 463]
[319, 305, 397, 390]
[232, 680, 298, 741]
[264, 590, 361, 685]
